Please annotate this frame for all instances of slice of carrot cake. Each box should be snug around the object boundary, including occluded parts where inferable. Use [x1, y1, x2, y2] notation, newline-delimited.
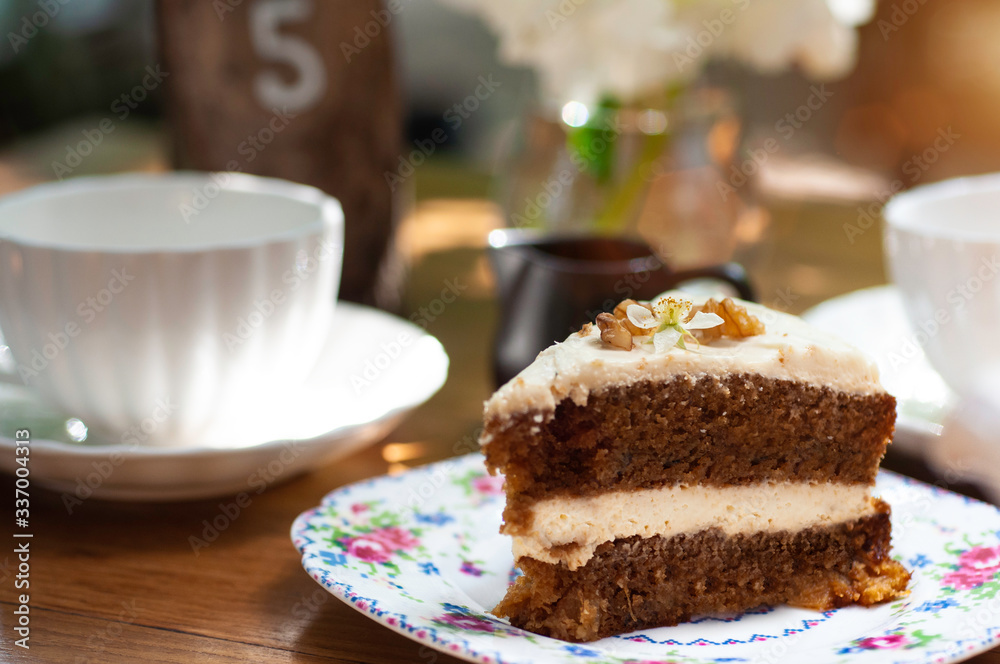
[481, 294, 909, 642]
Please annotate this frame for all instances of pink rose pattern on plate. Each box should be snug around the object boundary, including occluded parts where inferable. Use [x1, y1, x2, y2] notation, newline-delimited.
[940, 545, 1000, 590]
[293, 453, 1000, 664]
[472, 474, 505, 495]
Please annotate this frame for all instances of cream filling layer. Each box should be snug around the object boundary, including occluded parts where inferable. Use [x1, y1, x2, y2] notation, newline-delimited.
[511, 482, 878, 570]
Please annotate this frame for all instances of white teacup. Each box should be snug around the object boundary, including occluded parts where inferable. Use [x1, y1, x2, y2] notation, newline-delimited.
[884, 173, 1000, 409]
[0, 172, 343, 445]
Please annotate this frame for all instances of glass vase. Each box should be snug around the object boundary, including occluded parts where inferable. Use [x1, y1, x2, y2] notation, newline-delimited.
[497, 87, 765, 270]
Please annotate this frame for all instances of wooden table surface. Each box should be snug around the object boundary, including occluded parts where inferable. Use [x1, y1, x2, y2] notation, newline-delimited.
[0, 199, 998, 663]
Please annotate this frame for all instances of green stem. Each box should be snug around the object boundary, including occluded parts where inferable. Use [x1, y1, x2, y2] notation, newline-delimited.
[593, 128, 671, 234]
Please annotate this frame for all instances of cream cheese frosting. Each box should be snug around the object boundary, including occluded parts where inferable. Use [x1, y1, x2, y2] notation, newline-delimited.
[512, 482, 879, 570]
[484, 294, 884, 424]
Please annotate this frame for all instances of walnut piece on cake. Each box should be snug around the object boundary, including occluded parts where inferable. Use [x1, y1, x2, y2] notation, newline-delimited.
[688, 297, 765, 342]
[613, 299, 654, 337]
[595, 313, 631, 350]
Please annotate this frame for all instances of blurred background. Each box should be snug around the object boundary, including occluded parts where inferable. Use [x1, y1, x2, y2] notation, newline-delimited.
[0, 0, 1000, 182]
[0, 0, 991, 470]
[0, 1, 990, 296]
[0, 0, 992, 191]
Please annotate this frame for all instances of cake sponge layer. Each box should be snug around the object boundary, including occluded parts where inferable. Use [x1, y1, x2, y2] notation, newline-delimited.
[485, 373, 895, 529]
[494, 502, 910, 642]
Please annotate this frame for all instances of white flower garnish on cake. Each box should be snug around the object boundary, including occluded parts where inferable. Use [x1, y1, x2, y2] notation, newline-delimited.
[594, 296, 764, 351]
[627, 296, 724, 352]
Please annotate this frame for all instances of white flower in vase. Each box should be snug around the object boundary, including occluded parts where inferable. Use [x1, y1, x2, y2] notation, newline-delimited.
[435, 0, 876, 107]
[708, 0, 876, 80]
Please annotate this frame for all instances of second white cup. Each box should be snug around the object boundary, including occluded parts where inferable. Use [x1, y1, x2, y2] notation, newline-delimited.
[884, 173, 1000, 410]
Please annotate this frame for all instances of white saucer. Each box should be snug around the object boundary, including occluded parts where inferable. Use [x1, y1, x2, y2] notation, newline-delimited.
[802, 285, 954, 454]
[0, 302, 448, 501]
[925, 401, 1000, 504]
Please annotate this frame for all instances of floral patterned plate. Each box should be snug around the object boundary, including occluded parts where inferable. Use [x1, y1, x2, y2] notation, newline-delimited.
[291, 453, 1000, 664]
